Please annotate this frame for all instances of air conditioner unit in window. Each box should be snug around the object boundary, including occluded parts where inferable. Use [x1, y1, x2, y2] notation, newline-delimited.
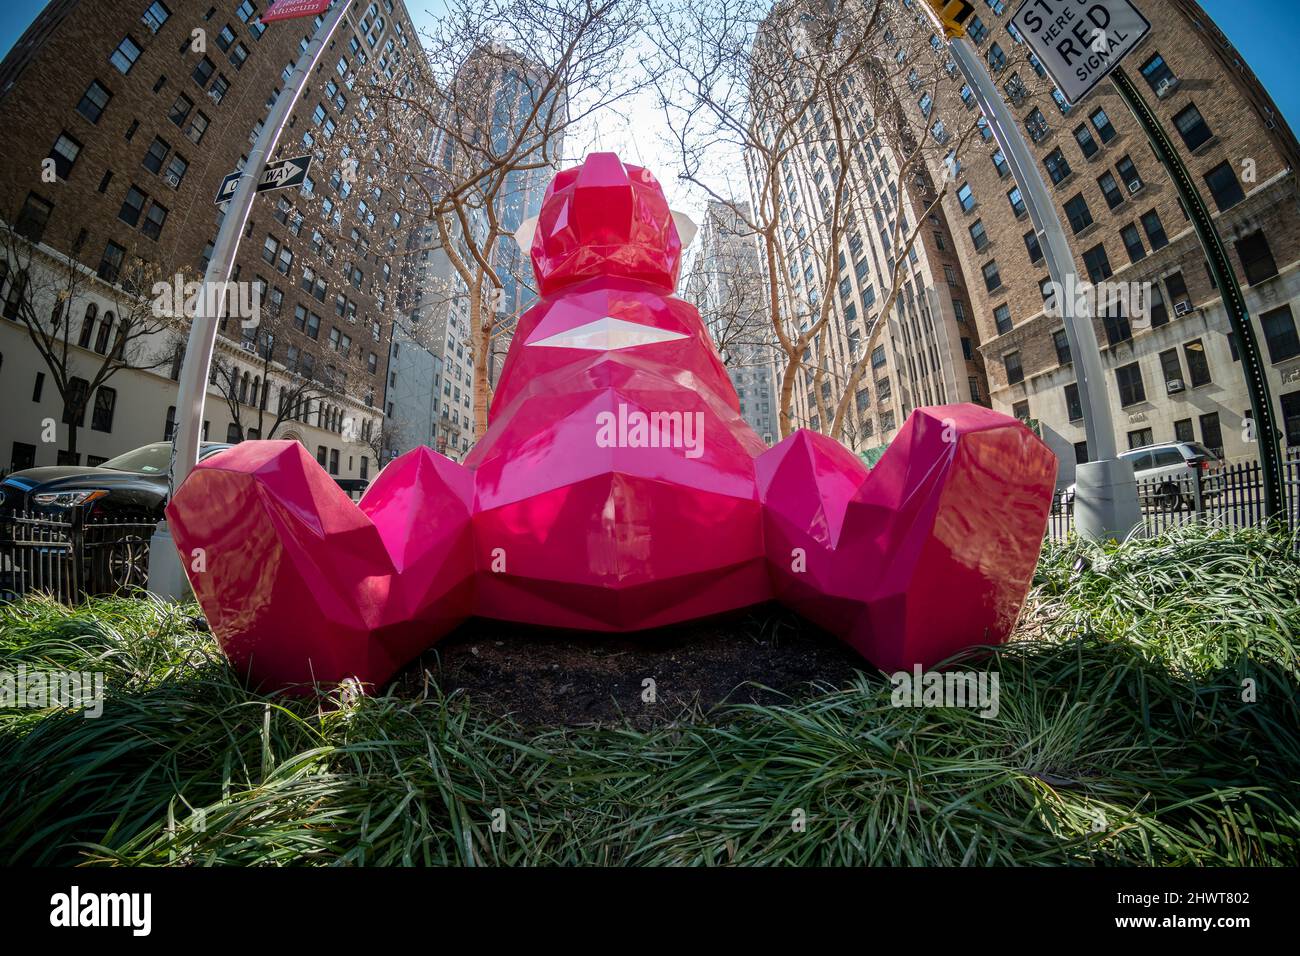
[1166, 379, 1185, 394]
[164, 172, 181, 189]
[1174, 300, 1194, 317]
[1155, 77, 1179, 99]
[1127, 179, 1143, 194]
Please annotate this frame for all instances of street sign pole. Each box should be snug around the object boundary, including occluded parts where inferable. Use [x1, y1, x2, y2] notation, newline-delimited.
[948, 37, 1141, 541]
[148, 0, 350, 598]
[1108, 66, 1286, 526]
[1005, 0, 1286, 529]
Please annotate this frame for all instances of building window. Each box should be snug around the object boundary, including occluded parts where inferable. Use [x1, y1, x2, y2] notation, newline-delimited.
[187, 111, 209, 144]
[957, 182, 975, 212]
[1097, 172, 1124, 210]
[118, 185, 147, 226]
[62, 377, 90, 428]
[1235, 231, 1277, 285]
[991, 149, 1009, 177]
[1102, 307, 1131, 346]
[1044, 148, 1071, 184]
[1261, 305, 1300, 363]
[1128, 428, 1153, 450]
[1064, 382, 1082, 422]
[110, 35, 142, 74]
[1164, 271, 1191, 313]
[1184, 340, 1211, 387]
[1116, 155, 1142, 193]
[192, 56, 216, 88]
[142, 1, 171, 33]
[48, 132, 82, 179]
[1073, 123, 1098, 159]
[1025, 108, 1048, 142]
[1160, 348, 1183, 390]
[1281, 391, 1300, 447]
[1074, 441, 1089, 464]
[1120, 223, 1146, 263]
[1089, 107, 1117, 143]
[142, 136, 169, 173]
[1139, 53, 1177, 94]
[1064, 193, 1093, 234]
[1200, 412, 1223, 455]
[969, 219, 988, 251]
[1003, 351, 1023, 385]
[987, 42, 1006, 72]
[1173, 104, 1213, 151]
[1023, 229, 1043, 264]
[77, 79, 112, 122]
[1053, 329, 1072, 366]
[1115, 362, 1146, 407]
[1140, 210, 1168, 250]
[982, 260, 1002, 292]
[142, 201, 168, 240]
[1203, 162, 1246, 212]
[98, 242, 125, 283]
[91, 386, 117, 432]
[1007, 186, 1026, 217]
[994, 304, 1012, 334]
[1082, 243, 1112, 283]
[1173, 418, 1194, 443]
[15, 192, 53, 243]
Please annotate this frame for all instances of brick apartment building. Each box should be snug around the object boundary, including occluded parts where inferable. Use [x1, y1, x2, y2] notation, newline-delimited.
[749, 1, 991, 455]
[0, 0, 421, 479]
[923, 0, 1300, 483]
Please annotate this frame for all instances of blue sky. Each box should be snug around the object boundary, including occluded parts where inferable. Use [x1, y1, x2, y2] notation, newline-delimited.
[1, 0, 1296, 141]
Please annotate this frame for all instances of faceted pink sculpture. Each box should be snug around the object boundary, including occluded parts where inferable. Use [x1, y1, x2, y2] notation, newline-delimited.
[167, 152, 1056, 690]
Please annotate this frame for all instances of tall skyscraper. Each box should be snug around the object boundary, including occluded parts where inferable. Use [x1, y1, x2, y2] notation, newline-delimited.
[685, 200, 779, 443]
[385, 43, 564, 460]
[746, 0, 990, 454]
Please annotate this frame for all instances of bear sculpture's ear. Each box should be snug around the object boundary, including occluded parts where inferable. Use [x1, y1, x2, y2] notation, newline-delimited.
[671, 209, 698, 249]
[513, 215, 539, 253]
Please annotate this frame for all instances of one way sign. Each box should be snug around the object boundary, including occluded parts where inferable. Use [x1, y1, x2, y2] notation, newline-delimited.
[213, 155, 313, 205]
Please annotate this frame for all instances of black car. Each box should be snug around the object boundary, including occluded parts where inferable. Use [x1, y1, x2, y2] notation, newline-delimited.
[0, 441, 235, 521]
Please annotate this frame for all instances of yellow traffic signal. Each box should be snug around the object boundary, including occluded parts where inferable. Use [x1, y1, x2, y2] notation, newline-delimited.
[924, 0, 976, 39]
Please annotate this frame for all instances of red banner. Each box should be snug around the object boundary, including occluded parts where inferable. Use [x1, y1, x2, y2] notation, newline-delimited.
[260, 0, 332, 24]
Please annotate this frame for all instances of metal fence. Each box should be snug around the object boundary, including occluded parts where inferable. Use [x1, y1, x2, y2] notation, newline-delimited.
[1049, 456, 1300, 541]
[0, 510, 156, 603]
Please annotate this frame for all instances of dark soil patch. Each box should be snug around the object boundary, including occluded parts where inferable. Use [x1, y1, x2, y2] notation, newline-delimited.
[390, 603, 872, 728]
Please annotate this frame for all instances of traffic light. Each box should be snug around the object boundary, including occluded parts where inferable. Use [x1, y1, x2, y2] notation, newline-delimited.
[924, 0, 976, 39]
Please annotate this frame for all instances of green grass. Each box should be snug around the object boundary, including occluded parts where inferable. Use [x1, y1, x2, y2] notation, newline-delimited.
[0, 523, 1297, 865]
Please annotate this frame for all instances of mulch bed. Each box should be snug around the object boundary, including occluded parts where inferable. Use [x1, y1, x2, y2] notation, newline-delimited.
[391, 604, 871, 728]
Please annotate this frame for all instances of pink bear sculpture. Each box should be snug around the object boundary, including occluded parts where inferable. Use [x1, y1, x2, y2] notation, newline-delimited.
[166, 153, 1057, 690]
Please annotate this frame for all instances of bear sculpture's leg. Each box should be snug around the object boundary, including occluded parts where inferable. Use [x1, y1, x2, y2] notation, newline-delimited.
[166, 441, 475, 691]
[756, 405, 1057, 671]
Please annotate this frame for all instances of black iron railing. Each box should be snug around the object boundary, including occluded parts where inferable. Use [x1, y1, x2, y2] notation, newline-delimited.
[0, 510, 156, 603]
[1049, 456, 1300, 543]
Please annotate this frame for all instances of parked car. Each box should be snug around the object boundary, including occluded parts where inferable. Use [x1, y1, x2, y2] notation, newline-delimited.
[0, 442, 235, 521]
[1061, 441, 1223, 512]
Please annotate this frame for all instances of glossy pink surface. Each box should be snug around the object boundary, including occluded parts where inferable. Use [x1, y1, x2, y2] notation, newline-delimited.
[167, 153, 1057, 690]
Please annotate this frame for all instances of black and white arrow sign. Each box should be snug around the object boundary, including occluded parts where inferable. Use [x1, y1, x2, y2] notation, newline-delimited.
[214, 155, 313, 205]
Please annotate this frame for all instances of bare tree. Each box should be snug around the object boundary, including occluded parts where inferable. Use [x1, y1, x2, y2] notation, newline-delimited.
[310, 0, 653, 442]
[650, 0, 1032, 444]
[1, 219, 179, 461]
[205, 288, 376, 446]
